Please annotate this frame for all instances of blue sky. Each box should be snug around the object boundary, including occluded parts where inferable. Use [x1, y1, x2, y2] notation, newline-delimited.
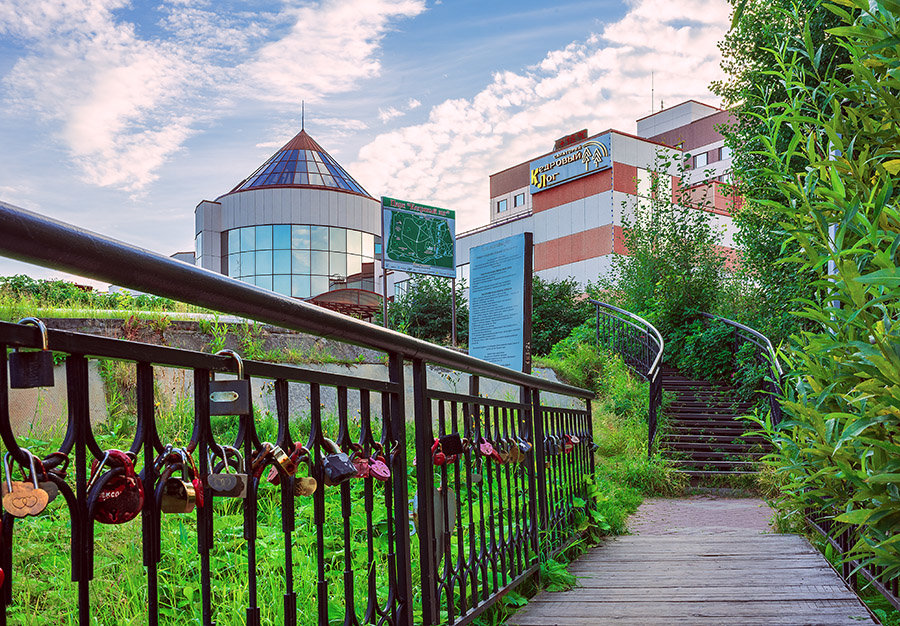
[0, 0, 729, 284]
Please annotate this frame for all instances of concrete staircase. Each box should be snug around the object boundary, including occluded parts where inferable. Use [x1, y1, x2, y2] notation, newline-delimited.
[657, 366, 766, 478]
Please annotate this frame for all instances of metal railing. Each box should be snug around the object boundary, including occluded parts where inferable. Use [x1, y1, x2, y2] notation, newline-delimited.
[589, 301, 663, 456]
[0, 201, 595, 626]
[699, 313, 783, 425]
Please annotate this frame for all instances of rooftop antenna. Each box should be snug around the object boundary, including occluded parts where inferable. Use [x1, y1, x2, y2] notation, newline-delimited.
[301, 101, 305, 130]
[651, 71, 654, 113]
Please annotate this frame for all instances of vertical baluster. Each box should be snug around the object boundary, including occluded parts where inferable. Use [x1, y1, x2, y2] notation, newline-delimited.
[412, 359, 438, 624]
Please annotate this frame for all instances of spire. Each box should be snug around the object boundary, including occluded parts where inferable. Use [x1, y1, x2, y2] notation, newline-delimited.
[224, 127, 372, 199]
[301, 100, 305, 130]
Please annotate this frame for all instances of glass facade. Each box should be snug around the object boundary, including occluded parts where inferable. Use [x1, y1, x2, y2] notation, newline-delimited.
[225, 224, 378, 298]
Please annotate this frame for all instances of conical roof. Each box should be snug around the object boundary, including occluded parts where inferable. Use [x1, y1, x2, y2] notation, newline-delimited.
[224, 129, 372, 198]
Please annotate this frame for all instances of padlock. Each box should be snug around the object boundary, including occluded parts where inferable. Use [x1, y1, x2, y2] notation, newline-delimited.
[437, 433, 467, 457]
[263, 441, 297, 485]
[183, 449, 204, 509]
[367, 442, 391, 482]
[321, 439, 357, 486]
[489, 439, 507, 464]
[208, 445, 248, 498]
[349, 444, 371, 479]
[477, 437, 495, 458]
[88, 449, 144, 524]
[291, 445, 317, 497]
[544, 435, 559, 457]
[563, 434, 578, 454]
[158, 449, 197, 514]
[9, 317, 55, 389]
[29, 456, 60, 504]
[431, 438, 455, 466]
[516, 438, 533, 461]
[209, 349, 251, 415]
[2, 451, 49, 518]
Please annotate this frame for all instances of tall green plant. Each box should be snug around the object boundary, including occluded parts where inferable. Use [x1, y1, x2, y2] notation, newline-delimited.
[387, 276, 468, 345]
[531, 275, 593, 356]
[746, 0, 900, 576]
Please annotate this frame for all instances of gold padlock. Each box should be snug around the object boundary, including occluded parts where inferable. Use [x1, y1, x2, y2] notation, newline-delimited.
[159, 449, 196, 514]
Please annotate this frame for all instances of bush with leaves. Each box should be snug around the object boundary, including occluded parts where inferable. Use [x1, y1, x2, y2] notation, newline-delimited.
[738, 0, 900, 577]
[387, 275, 468, 345]
[531, 275, 594, 356]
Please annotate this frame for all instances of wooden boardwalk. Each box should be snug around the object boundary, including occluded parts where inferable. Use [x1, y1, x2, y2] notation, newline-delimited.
[509, 499, 876, 625]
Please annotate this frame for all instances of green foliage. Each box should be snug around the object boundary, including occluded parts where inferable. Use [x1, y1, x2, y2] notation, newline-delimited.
[602, 151, 724, 337]
[0, 274, 186, 314]
[387, 276, 468, 345]
[737, 0, 900, 582]
[531, 276, 593, 356]
[667, 319, 735, 383]
[712, 0, 847, 344]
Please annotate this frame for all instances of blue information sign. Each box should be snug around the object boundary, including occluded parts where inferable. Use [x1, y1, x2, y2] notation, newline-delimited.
[468, 233, 532, 371]
[529, 133, 611, 193]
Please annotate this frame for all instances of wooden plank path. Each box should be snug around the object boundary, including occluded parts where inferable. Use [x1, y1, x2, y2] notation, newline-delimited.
[509, 498, 876, 625]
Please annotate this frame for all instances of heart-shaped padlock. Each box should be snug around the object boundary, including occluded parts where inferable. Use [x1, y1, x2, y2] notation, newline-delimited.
[368, 443, 391, 482]
[478, 438, 494, 458]
[2, 451, 50, 518]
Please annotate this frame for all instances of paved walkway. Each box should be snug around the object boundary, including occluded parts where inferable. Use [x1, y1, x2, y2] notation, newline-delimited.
[509, 496, 877, 625]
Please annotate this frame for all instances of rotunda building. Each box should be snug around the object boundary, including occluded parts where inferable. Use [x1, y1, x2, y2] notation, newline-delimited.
[194, 128, 381, 306]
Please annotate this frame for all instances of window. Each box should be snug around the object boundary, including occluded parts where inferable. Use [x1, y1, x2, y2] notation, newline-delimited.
[497, 199, 507, 212]
[694, 152, 708, 168]
[636, 168, 652, 198]
[720, 146, 732, 161]
[514, 193, 525, 208]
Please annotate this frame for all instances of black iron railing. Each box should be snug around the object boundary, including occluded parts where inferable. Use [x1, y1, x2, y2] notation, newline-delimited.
[0, 201, 595, 626]
[806, 507, 900, 611]
[589, 301, 663, 456]
[699, 313, 783, 425]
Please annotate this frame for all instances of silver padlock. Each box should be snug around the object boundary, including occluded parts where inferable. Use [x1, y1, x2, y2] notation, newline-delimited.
[209, 349, 251, 415]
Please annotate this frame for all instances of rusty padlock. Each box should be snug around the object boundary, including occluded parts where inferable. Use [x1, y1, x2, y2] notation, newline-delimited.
[87, 449, 144, 524]
[209, 349, 251, 415]
[263, 442, 298, 484]
[291, 445, 317, 497]
[9, 317, 55, 389]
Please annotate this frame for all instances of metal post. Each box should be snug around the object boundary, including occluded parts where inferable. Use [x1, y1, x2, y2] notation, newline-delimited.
[412, 359, 439, 624]
[382, 268, 390, 329]
[451, 277, 457, 348]
[389, 352, 415, 626]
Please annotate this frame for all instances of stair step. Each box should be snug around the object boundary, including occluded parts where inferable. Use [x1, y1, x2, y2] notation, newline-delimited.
[666, 459, 760, 470]
[662, 450, 766, 461]
[663, 434, 767, 445]
[661, 441, 767, 453]
[679, 470, 760, 478]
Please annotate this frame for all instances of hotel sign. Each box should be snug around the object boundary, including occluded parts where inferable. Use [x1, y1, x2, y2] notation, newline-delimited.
[529, 133, 611, 193]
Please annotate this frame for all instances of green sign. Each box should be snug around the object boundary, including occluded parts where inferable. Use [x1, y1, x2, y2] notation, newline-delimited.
[381, 196, 456, 278]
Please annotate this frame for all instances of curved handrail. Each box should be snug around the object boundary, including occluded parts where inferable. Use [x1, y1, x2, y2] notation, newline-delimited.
[700, 312, 783, 424]
[0, 200, 592, 399]
[590, 300, 664, 455]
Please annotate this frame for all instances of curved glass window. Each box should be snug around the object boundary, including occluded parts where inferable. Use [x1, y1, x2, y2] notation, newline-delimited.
[224, 224, 378, 298]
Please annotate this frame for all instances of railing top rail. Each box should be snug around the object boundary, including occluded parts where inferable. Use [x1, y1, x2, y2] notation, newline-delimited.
[700, 312, 783, 377]
[0, 200, 593, 399]
[589, 299, 664, 379]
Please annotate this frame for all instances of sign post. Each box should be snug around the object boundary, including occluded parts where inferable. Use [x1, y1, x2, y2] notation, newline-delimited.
[468, 232, 533, 373]
[381, 197, 457, 340]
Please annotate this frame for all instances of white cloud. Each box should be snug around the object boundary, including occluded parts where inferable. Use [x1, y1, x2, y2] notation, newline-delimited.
[407, 97, 422, 110]
[350, 0, 729, 231]
[238, 0, 427, 104]
[378, 106, 405, 123]
[0, 0, 425, 192]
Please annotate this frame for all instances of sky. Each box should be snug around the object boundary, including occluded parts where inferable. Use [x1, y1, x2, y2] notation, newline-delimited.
[0, 0, 731, 286]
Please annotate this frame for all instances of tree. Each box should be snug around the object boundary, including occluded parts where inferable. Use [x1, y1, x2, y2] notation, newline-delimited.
[711, 0, 848, 342]
[604, 152, 724, 337]
[387, 276, 468, 345]
[531, 275, 593, 356]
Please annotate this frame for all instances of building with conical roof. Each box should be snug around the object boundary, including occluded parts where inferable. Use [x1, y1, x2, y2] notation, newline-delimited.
[194, 128, 382, 308]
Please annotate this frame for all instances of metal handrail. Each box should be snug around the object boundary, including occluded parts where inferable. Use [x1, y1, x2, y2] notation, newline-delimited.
[590, 300, 664, 456]
[700, 312, 783, 424]
[0, 200, 591, 399]
[700, 312, 782, 377]
[590, 300, 664, 383]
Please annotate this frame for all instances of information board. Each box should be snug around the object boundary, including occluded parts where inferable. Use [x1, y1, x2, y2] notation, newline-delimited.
[529, 133, 611, 193]
[468, 232, 533, 372]
[381, 196, 456, 278]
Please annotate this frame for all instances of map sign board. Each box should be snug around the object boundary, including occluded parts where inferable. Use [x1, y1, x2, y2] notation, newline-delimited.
[529, 132, 611, 194]
[381, 197, 456, 278]
[468, 232, 533, 373]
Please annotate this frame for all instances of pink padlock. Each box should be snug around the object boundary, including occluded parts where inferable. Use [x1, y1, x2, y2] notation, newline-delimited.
[367, 443, 391, 482]
[350, 444, 370, 478]
[478, 437, 494, 457]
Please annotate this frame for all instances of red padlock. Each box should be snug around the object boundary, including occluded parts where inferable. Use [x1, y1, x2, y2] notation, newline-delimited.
[368, 442, 391, 482]
[88, 449, 144, 524]
[350, 444, 371, 479]
[184, 449, 204, 509]
[431, 438, 458, 466]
